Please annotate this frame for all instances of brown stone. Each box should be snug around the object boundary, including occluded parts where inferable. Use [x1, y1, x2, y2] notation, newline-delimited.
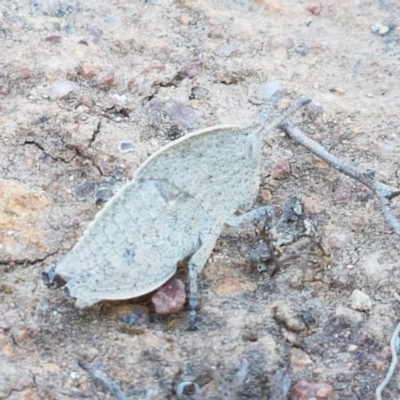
[307, 2, 322, 15]
[271, 159, 291, 180]
[289, 348, 313, 370]
[258, 188, 272, 203]
[290, 380, 335, 400]
[303, 196, 323, 214]
[273, 302, 306, 332]
[2, 344, 15, 357]
[18, 66, 32, 79]
[77, 64, 97, 80]
[0, 85, 9, 96]
[97, 70, 116, 90]
[44, 35, 62, 44]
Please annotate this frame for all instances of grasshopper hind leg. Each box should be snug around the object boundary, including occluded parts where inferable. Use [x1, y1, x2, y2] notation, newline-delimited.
[187, 228, 221, 330]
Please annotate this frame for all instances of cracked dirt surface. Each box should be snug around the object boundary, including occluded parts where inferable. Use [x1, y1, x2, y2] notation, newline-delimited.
[1, 0, 400, 399]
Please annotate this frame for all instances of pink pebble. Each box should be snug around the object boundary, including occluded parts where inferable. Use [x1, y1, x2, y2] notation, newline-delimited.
[271, 159, 291, 180]
[151, 278, 186, 315]
[290, 380, 335, 400]
[97, 71, 116, 90]
[307, 2, 322, 15]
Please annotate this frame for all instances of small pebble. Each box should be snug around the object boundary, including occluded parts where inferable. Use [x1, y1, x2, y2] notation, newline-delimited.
[259, 0, 281, 12]
[127, 77, 137, 93]
[151, 277, 186, 315]
[180, 62, 202, 79]
[141, 60, 166, 74]
[334, 189, 352, 205]
[208, 26, 224, 39]
[294, 45, 308, 56]
[77, 64, 97, 80]
[374, 359, 385, 372]
[351, 289, 372, 311]
[50, 81, 78, 100]
[70, 371, 78, 379]
[2, 344, 15, 357]
[167, 101, 200, 130]
[79, 95, 94, 109]
[87, 25, 103, 44]
[177, 13, 189, 25]
[329, 87, 346, 95]
[280, 37, 295, 49]
[44, 35, 62, 43]
[98, 162, 114, 176]
[273, 302, 306, 332]
[348, 344, 358, 352]
[81, 347, 99, 361]
[271, 159, 291, 180]
[370, 23, 390, 36]
[75, 182, 96, 198]
[350, 217, 363, 231]
[307, 101, 324, 121]
[189, 86, 209, 100]
[97, 71, 116, 90]
[303, 196, 323, 214]
[289, 348, 313, 370]
[118, 141, 134, 153]
[290, 380, 335, 400]
[13, 329, 28, 343]
[18, 67, 32, 79]
[306, 2, 322, 15]
[258, 188, 272, 203]
[0, 85, 9, 96]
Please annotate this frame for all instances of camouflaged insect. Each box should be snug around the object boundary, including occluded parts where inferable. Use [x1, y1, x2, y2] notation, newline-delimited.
[43, 92, 309, 329]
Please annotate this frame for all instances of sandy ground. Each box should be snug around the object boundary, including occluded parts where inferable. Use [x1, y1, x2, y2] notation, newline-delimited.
[1, 0, 400, 399]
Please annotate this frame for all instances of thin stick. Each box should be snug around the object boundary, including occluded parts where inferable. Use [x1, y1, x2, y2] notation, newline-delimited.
[78, 359, 129, 400]
[278, 118, 400, 399]
[375, 294, 400, 399]
[279, 122, 400, 237]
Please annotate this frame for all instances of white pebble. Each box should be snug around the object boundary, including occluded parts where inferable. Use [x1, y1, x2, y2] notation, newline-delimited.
[351, 289, 372, 311]
[50, 81, 78, 100]
[259, 81, 281, 100]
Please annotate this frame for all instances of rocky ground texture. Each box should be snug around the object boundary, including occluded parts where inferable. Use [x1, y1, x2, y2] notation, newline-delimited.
[1, 0, 400, 399]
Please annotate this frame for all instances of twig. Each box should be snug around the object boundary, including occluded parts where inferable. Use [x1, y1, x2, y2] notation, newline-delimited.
[279, 122, 400, 237]
[375, 294, 400, 399]
[279, 121, 400, 399]
[78, 359, 129, 400]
